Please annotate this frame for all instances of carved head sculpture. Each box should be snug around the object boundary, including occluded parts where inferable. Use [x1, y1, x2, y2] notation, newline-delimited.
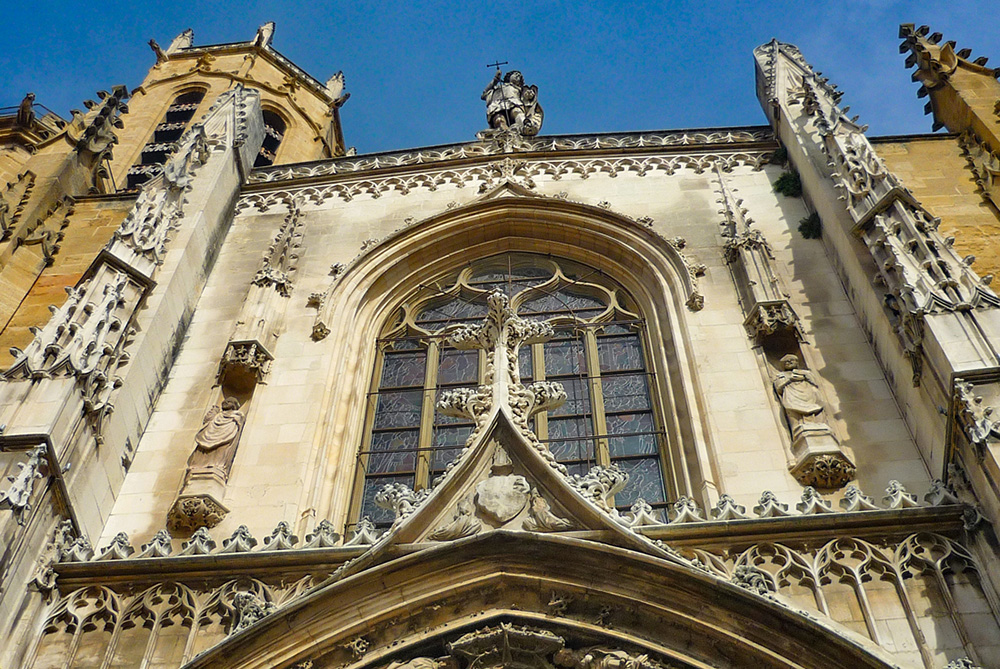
[504, 70, 524, 86]
[221, 397, 241, 412]
[780, 353, 801, 370]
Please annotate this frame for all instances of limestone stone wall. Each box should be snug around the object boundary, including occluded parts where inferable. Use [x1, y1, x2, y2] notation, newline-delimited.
[0, 196, 133, 366]
[97, 155, 928, 550]
[877, 135, 1000, 283]
[108, 47, 338, 189]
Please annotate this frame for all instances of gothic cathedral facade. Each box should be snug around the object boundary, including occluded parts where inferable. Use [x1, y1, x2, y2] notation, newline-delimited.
[1, 22, 1000, 669]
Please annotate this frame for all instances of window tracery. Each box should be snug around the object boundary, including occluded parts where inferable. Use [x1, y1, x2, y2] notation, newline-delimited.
[352, 253, 670, 527]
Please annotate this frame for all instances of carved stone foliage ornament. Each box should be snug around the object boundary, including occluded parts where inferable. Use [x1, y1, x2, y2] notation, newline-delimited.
[3, 267, 140, 443]
[375, 624, 674, 669]
[953, 379, 1000, 460]
[247, 129, 772, 184]
[0, 444, 48, 524]
[238, 152, 770, 214]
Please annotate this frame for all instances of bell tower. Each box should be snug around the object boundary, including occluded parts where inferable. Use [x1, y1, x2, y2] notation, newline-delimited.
[110, 22, 349, 190]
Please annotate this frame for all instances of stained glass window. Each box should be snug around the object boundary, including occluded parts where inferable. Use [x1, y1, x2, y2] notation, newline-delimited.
[353, 253, 670, 528]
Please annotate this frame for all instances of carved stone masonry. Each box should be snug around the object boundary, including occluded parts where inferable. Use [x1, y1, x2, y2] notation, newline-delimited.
[4, 267, 141, 444]
[217, 341, 273, 387]
[772, 354, 856, 488]
[0, 444, 48, 524]
[567, 465, 628, 513]
[953, 378, 1000, 461]
[230, 592, 275, 635]
[380, 623, 671, 669]
[247, 129, 773, 185]
[436, 291, 567, 468]
[375, 482, 430, 526]
[716, 164, 802, 343]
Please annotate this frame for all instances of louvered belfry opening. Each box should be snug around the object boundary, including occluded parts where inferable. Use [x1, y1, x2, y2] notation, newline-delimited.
[253, 110, 286, 168]
[126, 90, 204, 190]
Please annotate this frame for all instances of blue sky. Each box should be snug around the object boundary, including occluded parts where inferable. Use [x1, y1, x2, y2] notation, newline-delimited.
[3, 1, 998, 155]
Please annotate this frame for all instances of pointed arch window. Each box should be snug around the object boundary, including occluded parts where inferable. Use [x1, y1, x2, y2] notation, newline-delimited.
[254, 110, 286, 167]
[352, 253, 670, 529]
[126, 89, 205, 190]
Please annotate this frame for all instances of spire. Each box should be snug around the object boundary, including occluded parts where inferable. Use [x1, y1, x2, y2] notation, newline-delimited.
[899, 23, 1000, 137]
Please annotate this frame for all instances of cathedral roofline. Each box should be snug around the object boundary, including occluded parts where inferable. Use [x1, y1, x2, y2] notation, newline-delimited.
[245, 125, 779, 187]
[153, 25, 338, 105]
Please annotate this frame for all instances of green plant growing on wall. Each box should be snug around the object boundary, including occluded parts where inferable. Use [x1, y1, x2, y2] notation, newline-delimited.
[773, 170, 802, 197]
[769, 147, 788, 166]
[798, 212, 822, 239]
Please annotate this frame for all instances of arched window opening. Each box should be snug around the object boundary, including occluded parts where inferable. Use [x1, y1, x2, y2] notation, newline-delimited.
[254, 110, 286, 167]
[351, 253, 670, 530]
[126, 90, 204, 190]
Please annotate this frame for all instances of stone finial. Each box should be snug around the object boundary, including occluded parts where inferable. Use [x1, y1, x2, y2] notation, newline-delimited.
[796, 486, 834, 514]
[254, 22, 275, 48]
[883, 480, 920, 510]
[95, 532, 134, 561]
[302, 520, 341, 548]
[344, 517, 381, 546]
[58, 537, 94, 563]
[668, 496, 706, 524]
[262, 521, 299, 551]
[179, 526, 217, 555]
[925, 479, 961, 506]
[839, 484, 879, 512]
[712, 494, 749, 520]
[624, 498, 662, 527]
[218, 525, 257, 554]
[754, 491, 791, 518]
[136, 529, 173, 558]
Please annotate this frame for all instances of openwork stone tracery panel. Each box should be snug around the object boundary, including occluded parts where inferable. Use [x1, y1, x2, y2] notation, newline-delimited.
[685, 532, 1000, 667]
[353, 253, 671, 528]
[27, 576, 313, 668]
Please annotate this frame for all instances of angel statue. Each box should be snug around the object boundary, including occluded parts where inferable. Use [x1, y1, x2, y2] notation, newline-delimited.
[481, 68, 544, 137]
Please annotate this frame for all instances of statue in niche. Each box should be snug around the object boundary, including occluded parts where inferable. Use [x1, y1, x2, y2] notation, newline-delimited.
[481, 69, 543, 136]
[186, 397, 246, 480]
[772, 354, 832, 436]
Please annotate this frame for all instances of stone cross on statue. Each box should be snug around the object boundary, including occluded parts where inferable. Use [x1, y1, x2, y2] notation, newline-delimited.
[436, 291, 567, 444]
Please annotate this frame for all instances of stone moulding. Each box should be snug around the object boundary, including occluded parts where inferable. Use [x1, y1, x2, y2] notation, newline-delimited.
[309, 194, 708, 346]
[51, 501, 967, 589]
[236, 150, 774, 214]
[246, 127, 775, 184]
